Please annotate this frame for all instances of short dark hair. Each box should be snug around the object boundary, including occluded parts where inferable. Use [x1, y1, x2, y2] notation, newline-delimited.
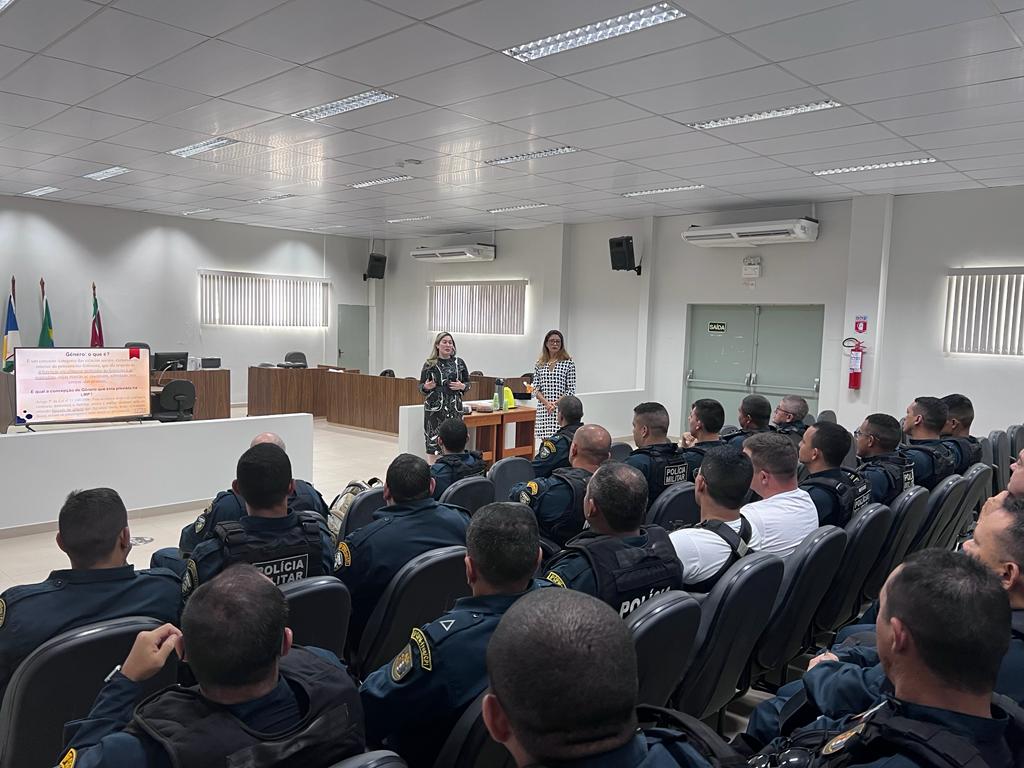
[437, 418, 468, 453]
[698, 447, 753, 509]
[467, 503, 538, 589]
[587, 462, 647, 532]
[864, 413, 902, 451]
[883, 550, 1009, 694]
[998, 494, 1024, 568]
[744, 432, 798, 477]
[780, 395, 809, 421]
[182, 565, 288, 687]
[740, 394, 771, 428]
[633, 402, 669, 435]
[912, 396, 949, 432]
[691, 398, 725, 434]
[58, 488, 128, 568]
[808, 422, 852, 467]
[558, 395, 584, 424]
[487, 589, 637, 762]
[940, 393, 974, 430]
[386, 453, 432, 502]
[236, 443, 292, 510]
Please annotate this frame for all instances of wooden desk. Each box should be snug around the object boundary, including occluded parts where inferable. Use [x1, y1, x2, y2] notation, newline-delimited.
[464, 411, 502, 464]
[150, 370, 230, 420]
[465, 406, 536, 464]
[247, 367, 326, 417]
[326, 372, 422, 432]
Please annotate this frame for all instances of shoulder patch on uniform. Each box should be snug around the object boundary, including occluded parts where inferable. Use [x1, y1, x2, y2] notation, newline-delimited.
[545, 571, 567, 588]
[0, 597, 5, 629]
[59, 748, 76, 768]
[391, 644, 413, 682]
[411, 627, 433, 671]
[439, 619, 455, 631]
[822, 723, 865, 755]
[538, 440, 556, 459]
[194, 513, 207, 534]
[182, 560, 198, 598]
[334, 541, 352, 570]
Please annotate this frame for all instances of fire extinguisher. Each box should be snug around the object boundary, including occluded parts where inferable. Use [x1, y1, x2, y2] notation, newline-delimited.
[846, 338, 865, 390]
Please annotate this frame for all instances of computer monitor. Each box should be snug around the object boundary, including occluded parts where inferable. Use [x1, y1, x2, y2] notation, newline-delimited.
[153, 351, 188, 371]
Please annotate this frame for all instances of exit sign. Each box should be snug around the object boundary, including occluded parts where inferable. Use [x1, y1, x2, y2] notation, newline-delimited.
[708, 321, 727, 334]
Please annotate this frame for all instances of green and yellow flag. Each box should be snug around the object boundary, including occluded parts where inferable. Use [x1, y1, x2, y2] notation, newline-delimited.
[38, 278, 53, 348]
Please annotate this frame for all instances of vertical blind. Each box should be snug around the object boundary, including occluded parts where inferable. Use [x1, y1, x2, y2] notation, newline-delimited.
[199, 269, 330, 328]
[944, 268, 1024, 355]
[428, 280, 527, 335]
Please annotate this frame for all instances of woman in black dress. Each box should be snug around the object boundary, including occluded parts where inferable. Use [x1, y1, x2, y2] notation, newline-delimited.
[420, 331, 470, 459]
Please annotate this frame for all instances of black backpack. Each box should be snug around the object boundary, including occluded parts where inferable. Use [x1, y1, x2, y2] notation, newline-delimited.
[636, 705, 748, 767]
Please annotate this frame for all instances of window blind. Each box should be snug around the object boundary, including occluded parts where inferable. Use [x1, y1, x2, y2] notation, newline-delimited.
[428, 280, 527, 335]
[199, 269, 330, 328]
[944, 268, 1024, 355]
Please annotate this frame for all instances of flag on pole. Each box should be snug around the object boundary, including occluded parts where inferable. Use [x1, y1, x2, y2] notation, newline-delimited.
[2, 276, 20, 372]
[90, 282, 104, 348]
[38, 278, 53, 348]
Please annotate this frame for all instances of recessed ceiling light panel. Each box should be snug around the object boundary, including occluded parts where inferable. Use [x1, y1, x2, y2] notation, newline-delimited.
[250, 193, 297, 203]
[813, 157, 937, 176]
[182, 208, 212, 215]
[350, 175, 414, 188]
[484, 146, 577, 165]
[488, 203, 549, 213]
[386, 215, 430, 224]
[291, 90, 398, 121]
[687, 100, 842, 130]
[169, 137, 240, 158]
[83, 166, 131, 181]
[621, 184, 704, 197]
[23, 186, 61, 197]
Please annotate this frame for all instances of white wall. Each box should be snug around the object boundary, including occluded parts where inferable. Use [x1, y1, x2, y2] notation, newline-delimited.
[0, 195, 370, 401]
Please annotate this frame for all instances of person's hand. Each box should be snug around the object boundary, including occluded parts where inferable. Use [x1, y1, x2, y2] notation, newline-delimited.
[807, 651, 838, 670]
[423, 379, 437, 391]
[981, 490, 1009, 519]
[680, 432, 697, 448]
[120, 624, 182, 683]
[448, 381, 466, 391]
[545, 402, 556, 414]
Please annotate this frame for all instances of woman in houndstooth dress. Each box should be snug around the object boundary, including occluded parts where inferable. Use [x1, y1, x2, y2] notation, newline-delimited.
[533, 329, 577, 440]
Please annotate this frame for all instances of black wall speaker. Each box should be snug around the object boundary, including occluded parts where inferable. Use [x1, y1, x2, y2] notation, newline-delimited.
[364, 252, 387, 281]
[609, 236, 640, 275]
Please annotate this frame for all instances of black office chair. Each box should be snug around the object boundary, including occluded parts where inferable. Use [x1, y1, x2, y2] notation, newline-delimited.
[433, 692, 514, 768]
[990, 429, 1011, 493]
[859, 488, 929, 604]
[439, 477, 494, 515]
[938, 463, 992, 549]
[645, 482, 699, 529]
[626, 591, 702, 707]
[610, 441, 632, 462]
[341, 487, 386, 538]
[816, 410, 837, 424]
[672, 552, 784, 722]
[980, 435, 994, 467]
[125, 341, 154, 370]
[329, 751, 408, 768]
[351, 546, 470, 679]
[279, 576, 352, 659]
[379, 369, 396, 377]
[841, 440, 859, 470]
[804, 413, 816, 425]
[487, 457, 535, 501]
[153, 379, 195, 422]
[0, 617, 178, 768]
[1008, 424, 1024, 463]
[907, 474, 967, 554]
[284, 351, 308, 368]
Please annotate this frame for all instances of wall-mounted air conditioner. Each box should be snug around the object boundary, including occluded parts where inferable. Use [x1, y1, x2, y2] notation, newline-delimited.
[410, 244, 495, 262]
[681, 218, 819, 247]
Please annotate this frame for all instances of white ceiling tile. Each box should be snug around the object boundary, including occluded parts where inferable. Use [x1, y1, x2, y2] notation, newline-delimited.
[341, 144, 444, 171]
[129, 154, 217, 174]
[911, 121, 1024, 149]
[665, 87, 831, 126]
[290, 132, 395, 159]
[845, 172, 976, 191]
[534, 161, 647, 183]
[502, 100, 642, 137]
[716, 177, 842, 195]
[28, 155, 119, 175]
[413, 125, 537, 154]
[113, 0, 289, 36]
[220, 0, 410, 65]
[0, 129, 92, 154]
[224, 68, 366, 114]
[456, 139, 567, 165]
[0, 57, 126, 105]
[619, 66, 806, 114]
[700, 107, 868, 144]
[64, 141, 157, 165]
[579, 170, 687, 192]
[947, 153, 1024, 171]
[32, 107, 144, 140]
[592, 131, 726, 161]
[451, 80, 605, 124]
[0, 93, 70, 128]
[746, 186, 853, 203]
[884, 102, 1024, 136]
[692, 167, 811, 186]
[996, 0, 1024, 11]
[0, 46, 30, 81]
[681, 0, 854, 33]
[388, 54, 552, 107]
[741, 124, 899, 156]
[812, 163, 957, 184]
[129, 174, 208, 191]
[772, 139, 921, 166]
[371, 0, 469, 18]
[551, 117, 697, 150]
[357, 108, 487, 143]
[665, 158, 786, 179]
[156, 100, 278, 135]
[78, 78, 208, 121]
[141, 41, 294, 98]
[857, 76, 1024, 123]
[224, 116, 339, 150]
[929, 138, 1024, 161]
[734, 0, 994, 62]
[312, 98, 433, 131]
[503, 149, 611, 173]
[107, 123, 212, 152]
[964, 165, 1024, 180]
[568, 38, 767, 97]
[0, 0, 99, 52]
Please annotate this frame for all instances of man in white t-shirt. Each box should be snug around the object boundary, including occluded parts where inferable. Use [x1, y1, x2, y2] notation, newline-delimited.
[669, 446, 762, 592]
[740, 432, 820, 558]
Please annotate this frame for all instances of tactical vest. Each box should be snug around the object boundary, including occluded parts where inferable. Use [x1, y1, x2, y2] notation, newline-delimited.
[774, 421, 808, 436]
[684, 440, 725, 458]
[800, 469, 872, 523]
[725, 427, 770, 447]
[901, 441, 957, 490]
[636, 705, 748, 768]
[857, 454, 915, 505]
[942, 436, 983, 474]
[435, 451, 486, 482]
[124, 647, 364, 768]
[215, 512, 326, 585]
[631, 444, 691, 506]
[547, 467, 593, 545]
[683, 516, 754, 593]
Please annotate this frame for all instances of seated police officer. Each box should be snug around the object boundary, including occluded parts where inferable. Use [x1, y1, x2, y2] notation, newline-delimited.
[361, 503, 544, 768]
[679, 398, 726, 475]
[0, 488, 179, 698]
[724, 394, 773, 447]
[60, 565, 365, 767]
[335, 453, 470, 651]
[510, 424, 611, 547]
[941, 393, 983, 474]
[772, 395, 810, 441]
[532, 394, 584, 478]
[670, 446, 762, 593]
[902, 396, 958, 490]
[855, 413, 916, 505]
[749, 550, 1023, 768]
[182, 442, 334, 600]
[543, 462, 682, 617]
[430, 417, 485, 499]
[798, 422, 871, 528]
[626, 402, 691, 509]
[483, 588, 713, 768]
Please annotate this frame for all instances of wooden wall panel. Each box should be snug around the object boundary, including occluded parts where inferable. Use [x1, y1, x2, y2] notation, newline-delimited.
[151, 370, 230, 420]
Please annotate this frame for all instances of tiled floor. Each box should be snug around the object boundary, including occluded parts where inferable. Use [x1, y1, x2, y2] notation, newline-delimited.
[0, 416, 401, 593]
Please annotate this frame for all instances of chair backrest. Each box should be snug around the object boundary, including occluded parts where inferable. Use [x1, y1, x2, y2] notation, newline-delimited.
[439, 476, 495, 515]
[285, 350, 308, 367]
[626, 591, 702, 708]
[980, 435, 994, 467]
[645, 482, 699, 528]
[0, 616, 178, 768]
[124, 341, 151, 349]
[342, 487, 387, 537]
[816, 410, 837, 424]
[842, 439, 859, 469]
[433, 691, 514, 768]
[859, 487, 929, 603]
[329, 751, 408, 768]
[935, 463, 992, 550]
[747, 526, 848, 684]
[989, 429, 1011, 493]
[279, 576, 352, 659]
[487, 457, 535, 502]
[354, 546, 471, 678]
[804, 413, 816, 425]
[158, 379, 196, 412]
[1008, 424, 1024, 463]
[672, 552, 784, 719]
[811, 504, 893, 639]
[610, 441, 632, 462]
[908, 474, 967, 554]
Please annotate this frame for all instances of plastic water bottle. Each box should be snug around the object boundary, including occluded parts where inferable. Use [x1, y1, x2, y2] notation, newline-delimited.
[494, 378, 506, 411]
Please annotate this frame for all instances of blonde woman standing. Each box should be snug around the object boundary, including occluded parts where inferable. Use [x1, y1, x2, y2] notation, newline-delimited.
[420, 331, 470, 458]
[533, 329, 576, 440]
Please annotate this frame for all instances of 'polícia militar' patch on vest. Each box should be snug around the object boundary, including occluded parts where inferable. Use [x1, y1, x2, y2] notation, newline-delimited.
[663, 463, 688, 485]
[253, 554, 309, 585]
[619, 586, 672, 618]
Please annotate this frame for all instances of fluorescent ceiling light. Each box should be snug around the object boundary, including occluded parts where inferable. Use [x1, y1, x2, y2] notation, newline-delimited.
[169, 137, 240, 158]
[182, 208, 212, 216]
[813, 157, 937, 176]
[503, 3, 684, 62]
[23, 186, 60, 197]
[488, 203, 549, 213]
[83, 166, 131, 181]
[0, 0, 15, 13]
[291, 90, 398, 121]
[687, 100, 842, 130]
[621, 184, 704, 197]
[386, 215, 430, 224]
[250, 193, 296, 203]
[350, 175, 413, 188]
[484, 146, 577, 165]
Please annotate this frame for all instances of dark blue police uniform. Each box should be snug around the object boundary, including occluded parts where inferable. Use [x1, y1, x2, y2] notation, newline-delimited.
[802, 468, 848, 527]
[509, 467, 591, 547]
[858, 452, 915, 506]
[334, 498, 469, 651]
[554, 733, 712, 767]
[430, 451, 485, 499]
[0, 565, 180, 698]
[626, 443, 691, 509]
[182, 511, 334, 600]
[902, 438, 956, 490]
[360, 583, 547, 768]
[532, 422, 582, 478]
[724, 427, 770, 448]
[799, 468, 870, 528]
[941, 435, 983, 475]
[680, 439, 725, 476]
